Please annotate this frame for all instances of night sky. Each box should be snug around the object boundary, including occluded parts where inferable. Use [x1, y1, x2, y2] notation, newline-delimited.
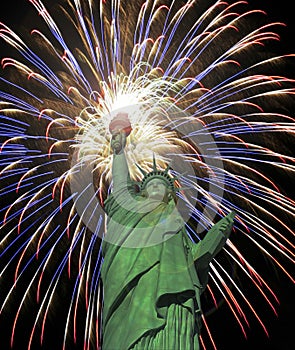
[0, 1, 294, 350]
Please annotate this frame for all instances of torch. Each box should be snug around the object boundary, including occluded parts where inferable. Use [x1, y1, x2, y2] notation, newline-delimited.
[109, 112, 132, 153]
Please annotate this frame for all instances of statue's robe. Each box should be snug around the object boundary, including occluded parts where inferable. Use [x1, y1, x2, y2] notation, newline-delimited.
[101, 153, 233, 349]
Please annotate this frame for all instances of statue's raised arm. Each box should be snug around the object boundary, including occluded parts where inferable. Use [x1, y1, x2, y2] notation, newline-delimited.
[109, 112, 132, 193]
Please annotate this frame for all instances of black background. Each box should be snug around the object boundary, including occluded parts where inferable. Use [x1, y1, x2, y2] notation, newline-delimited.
[0, 1, 294, 350]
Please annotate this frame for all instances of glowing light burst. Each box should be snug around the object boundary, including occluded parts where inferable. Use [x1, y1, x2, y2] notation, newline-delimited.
[0, 0, 294, 349]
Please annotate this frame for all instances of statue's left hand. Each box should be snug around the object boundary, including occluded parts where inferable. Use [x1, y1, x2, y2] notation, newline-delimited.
[219, 211, 236, 238]
[190, 211, 236, 263]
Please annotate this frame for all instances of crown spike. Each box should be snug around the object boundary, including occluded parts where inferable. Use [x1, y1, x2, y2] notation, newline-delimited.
[152, 153, 157, 171]
[164, 164, 171, 174]
[135, 163, 147, 176]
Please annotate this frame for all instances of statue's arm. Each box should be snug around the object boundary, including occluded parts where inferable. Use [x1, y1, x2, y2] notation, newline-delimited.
[187, 211, 235, 291]
[112, 152, 131, 192]
[191, 211, 235, 265]
[110, 131, 132, 193]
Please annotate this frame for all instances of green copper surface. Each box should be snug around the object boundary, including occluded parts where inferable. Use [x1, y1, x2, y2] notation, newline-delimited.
[101, 131, 234, 349]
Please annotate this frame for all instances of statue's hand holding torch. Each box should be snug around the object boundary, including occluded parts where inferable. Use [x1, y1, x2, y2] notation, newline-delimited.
[109, 112, 132, 154]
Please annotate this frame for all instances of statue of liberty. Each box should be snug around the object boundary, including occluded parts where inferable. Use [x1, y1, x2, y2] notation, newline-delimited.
[101, 113, 235, 349]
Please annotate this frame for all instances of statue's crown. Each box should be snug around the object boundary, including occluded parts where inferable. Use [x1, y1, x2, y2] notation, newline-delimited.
[136, 155, 179, 193]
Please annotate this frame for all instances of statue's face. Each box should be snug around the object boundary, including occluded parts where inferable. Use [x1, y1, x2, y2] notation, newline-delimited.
[145, 178, 168, 201]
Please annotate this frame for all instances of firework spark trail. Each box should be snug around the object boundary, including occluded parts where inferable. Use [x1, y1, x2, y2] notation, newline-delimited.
[0, 0, 294, 349]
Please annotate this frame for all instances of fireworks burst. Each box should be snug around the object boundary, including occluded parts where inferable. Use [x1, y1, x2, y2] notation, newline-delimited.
[0, 0, 294, 349]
